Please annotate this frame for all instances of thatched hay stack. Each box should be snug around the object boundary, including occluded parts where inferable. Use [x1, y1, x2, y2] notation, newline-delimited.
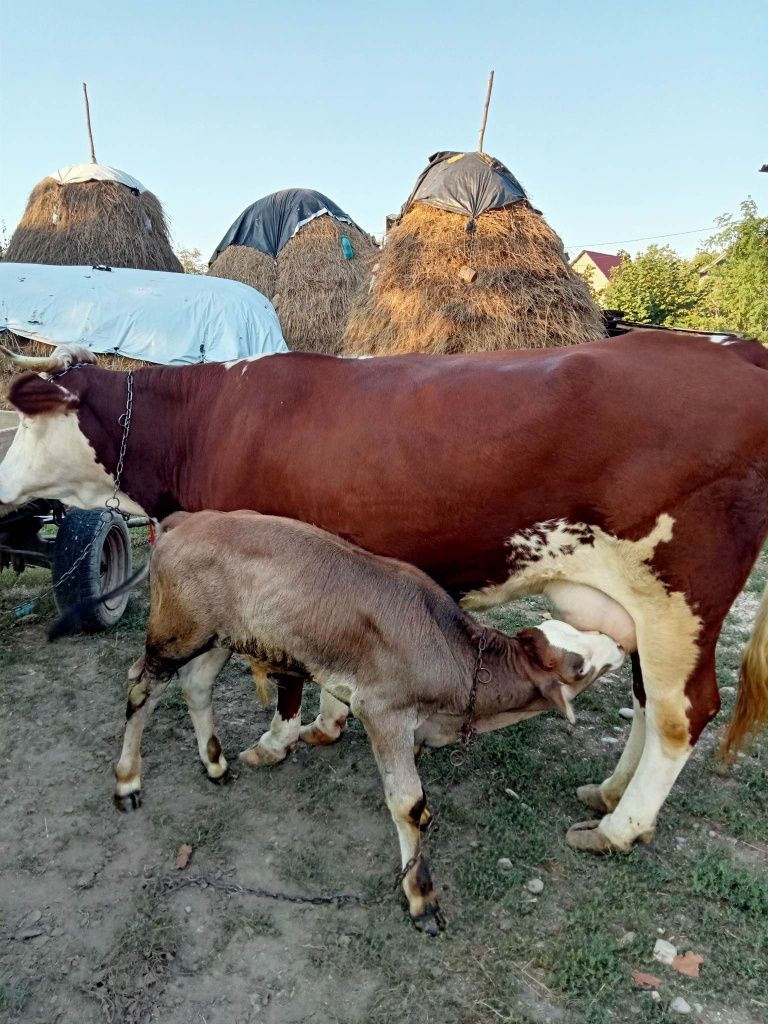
[208, 244, 277, 295]
[274, 216, 376, 354]
[343, 151, 604, 355]
[209, 189, 376, 355]
[3, 165, 182, 272]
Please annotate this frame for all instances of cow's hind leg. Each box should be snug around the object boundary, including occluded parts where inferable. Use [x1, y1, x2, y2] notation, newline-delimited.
[577, 653, 646, 813]
[299, 689, 350, 746]
[180, 649, 232, 781]
[358, 705, 445, 935]
[568, 646, 719, 853]
[240, 671, 303, 767]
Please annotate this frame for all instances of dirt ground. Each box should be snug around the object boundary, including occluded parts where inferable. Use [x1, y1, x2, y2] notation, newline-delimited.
[0, 549, 766, 1024]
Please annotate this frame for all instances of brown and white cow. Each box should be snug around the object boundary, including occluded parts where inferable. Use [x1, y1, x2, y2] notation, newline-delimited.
[104, 510, 624, 932]
[3, 333, 768, 856]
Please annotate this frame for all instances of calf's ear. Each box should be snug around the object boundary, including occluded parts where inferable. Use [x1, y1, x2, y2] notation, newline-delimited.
[515, 627, 556, 672]
[538, 678, 576, 724]
[8, 372, 79, 415]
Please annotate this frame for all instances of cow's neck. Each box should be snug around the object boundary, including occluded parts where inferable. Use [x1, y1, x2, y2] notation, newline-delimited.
[76, 364, 205, 519]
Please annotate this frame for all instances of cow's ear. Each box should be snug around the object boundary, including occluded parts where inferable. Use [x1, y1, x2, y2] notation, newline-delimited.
[515, 627, 557, 672]
[8, 372, 79, 415]
[537, 677, 576, 724]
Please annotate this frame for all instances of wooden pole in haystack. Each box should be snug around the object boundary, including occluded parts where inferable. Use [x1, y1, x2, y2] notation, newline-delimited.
[82, 82, 97, 164]
[477, 70, 495, 153]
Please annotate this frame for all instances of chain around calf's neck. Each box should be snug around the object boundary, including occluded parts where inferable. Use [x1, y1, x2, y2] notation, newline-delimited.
[459, 628, 491, 750]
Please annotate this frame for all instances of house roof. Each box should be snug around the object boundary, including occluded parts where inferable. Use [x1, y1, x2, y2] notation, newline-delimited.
[572, 249, 623, 279]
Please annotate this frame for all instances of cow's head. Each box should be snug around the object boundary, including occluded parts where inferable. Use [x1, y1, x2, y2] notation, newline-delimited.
[0, 345, 145, 513]
[515, 620, 625, 721]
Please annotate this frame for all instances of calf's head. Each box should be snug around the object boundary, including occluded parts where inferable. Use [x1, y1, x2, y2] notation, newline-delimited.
[515, 620, 625, 722]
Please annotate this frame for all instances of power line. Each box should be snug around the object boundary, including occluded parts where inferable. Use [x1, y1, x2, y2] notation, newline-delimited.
[567, 226, 713, 249]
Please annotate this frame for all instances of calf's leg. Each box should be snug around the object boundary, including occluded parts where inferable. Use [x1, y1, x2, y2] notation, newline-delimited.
[359, 708, 445, 934]
[180, 649, 232, 781]
[114, 657, 173, 811]
[299, 689, 350, 746]
[240, 671, 303, 767]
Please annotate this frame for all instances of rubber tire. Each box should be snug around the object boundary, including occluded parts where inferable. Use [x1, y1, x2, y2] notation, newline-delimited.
[52, 509, 133, 631]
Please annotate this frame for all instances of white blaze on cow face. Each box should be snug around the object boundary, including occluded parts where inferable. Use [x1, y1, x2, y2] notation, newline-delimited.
[536, 618, 625, 683]
[0, 408, 146, 515]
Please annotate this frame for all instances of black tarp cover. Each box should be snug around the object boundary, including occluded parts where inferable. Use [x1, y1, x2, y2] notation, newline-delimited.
[210, 188, 360, 264]
[400, 151, 528, 223]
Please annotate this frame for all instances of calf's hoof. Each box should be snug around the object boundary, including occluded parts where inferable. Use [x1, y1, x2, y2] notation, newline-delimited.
[207, 764, 235, 786]
[299, 720, 345, 746]
[114, 790, 142, 812]
[239, 743, 290, 767]
[412, 903, 446, 937]
[565, 819, 630, 855]
[576, 783, 617, 813]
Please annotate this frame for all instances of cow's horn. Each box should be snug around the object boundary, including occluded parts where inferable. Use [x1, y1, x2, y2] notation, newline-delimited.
[0, 343, 96, 374]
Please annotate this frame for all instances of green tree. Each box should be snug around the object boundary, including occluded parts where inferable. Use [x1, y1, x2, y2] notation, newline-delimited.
[602, 244, 700, 326]
[177, 247, 206, 274]
[692, 199, 768, 340]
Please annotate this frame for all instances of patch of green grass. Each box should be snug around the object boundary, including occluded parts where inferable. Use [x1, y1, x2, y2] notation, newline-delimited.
[152, 799, 233, 856]
[0, 974, 33, 1015]
[692, 850, 768, 915]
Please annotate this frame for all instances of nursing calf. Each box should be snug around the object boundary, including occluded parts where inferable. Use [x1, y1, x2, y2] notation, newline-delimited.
[114, 510, 623, 932]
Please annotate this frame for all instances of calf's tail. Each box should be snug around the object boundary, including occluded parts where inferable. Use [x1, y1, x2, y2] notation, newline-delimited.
[48, 560, 151, 641]
[720, 578, 768, 759]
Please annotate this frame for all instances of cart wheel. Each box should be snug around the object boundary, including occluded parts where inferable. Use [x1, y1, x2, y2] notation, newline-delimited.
[53, 509, 133, 630]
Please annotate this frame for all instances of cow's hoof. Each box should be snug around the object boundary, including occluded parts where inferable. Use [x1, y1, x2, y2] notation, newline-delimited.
[412, 904, 446, 936]
[565, 819, 628, 855]
[576, 783, 615, 813]
[114, 790, 142, 812]
[299, 721, 345, 746]
[239, 743, 288, 767]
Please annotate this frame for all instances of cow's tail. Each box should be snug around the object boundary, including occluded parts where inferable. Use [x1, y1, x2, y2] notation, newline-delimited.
[720, 578, 768, 759]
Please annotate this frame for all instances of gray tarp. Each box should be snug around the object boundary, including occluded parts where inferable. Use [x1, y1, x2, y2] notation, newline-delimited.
[210, 188, 361, 264]
[0, 263, 286, 364]
[400, 151, 528, 223]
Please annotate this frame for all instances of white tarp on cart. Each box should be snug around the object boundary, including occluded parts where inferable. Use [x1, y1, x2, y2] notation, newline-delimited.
[0, 262, 287, 364]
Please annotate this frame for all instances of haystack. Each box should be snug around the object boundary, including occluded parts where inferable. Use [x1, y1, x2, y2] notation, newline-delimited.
[2, 164, 182, 272]
[342, 151, 604, 355]
[209, 189, 376, 354]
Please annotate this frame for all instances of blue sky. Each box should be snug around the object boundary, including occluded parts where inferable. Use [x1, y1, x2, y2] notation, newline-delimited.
[1, 1, 766, 262]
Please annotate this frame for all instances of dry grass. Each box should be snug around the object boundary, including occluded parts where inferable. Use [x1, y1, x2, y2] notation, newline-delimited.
[0, 333, 149, 410]
[343, 202, 606, 355]
[209, 216, 377, 355]
[208, 244, 277, 296]
[2, 177, 183, 272]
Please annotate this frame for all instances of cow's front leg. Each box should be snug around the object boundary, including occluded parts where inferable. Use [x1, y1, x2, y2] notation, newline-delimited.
[180, 649, 232, 782]
[240, 671, 302, 767]
[360, 707, 445, 935]
[299, 689, 349, 745]
[114, 657, 173, 811]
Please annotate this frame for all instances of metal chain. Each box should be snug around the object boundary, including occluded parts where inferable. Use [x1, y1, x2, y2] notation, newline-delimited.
[10, 372, 135, 620]
[459, 628, 491, 748]
[105, 371, 133, 512]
